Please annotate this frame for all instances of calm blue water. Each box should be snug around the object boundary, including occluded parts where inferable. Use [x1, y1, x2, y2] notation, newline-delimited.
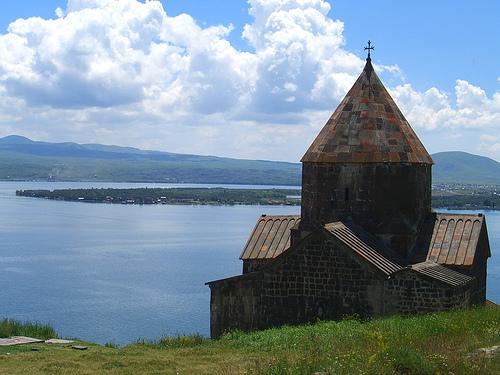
[0, 182, 300, 345]
[0, 182, 498, 345]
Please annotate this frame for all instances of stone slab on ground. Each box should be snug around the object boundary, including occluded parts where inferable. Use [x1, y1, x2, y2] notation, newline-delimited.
[0, 336, 44, 346]
[45, 339, 73, 344]
[71, 345, 88, 350]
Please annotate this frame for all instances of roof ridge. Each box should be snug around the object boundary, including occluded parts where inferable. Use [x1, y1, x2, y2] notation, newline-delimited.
[324, 221, 408, 275]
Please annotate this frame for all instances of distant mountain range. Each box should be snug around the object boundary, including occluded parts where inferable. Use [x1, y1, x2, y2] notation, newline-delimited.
[0, 135, 301, 185]
[0, 135, 499, 185]
[431, 151, 500, 185]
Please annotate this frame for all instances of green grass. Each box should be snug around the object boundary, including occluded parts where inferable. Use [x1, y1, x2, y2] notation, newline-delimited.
[0, 307, 499, 374]
[0, 318, 59, 340]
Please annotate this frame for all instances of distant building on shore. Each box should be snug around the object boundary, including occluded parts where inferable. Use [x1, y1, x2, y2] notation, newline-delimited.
[206, 43, 491, 339]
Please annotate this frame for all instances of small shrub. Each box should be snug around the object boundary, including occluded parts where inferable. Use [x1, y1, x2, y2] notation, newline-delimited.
[383, 346, 436, 375]
[104, 340, 120, 348]
[135, 333, 209, 349]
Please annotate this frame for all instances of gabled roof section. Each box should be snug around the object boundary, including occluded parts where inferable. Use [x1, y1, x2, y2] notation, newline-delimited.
[410, 261, 474, 287]
[409, 213, 491, 266]
[301, 60, 434, 164]
[323, 221, 408, 275]
[240, 215, 300, 260]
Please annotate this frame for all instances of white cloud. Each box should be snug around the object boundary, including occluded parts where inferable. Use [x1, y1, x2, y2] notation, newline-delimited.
[456, 79, 489, 108]
[1, 0, 171, 108]
[0, 0, 366, 161]
[481, 134, 500, 142]
[391, 81, 500, 132]
[242, 0, 361, 115]
[390, 80, 500, 161]
[0, 0, 498, 163]
[55, 7, 66, 19]
[488, 143, 500, 152]
[390, 85, 454, 131]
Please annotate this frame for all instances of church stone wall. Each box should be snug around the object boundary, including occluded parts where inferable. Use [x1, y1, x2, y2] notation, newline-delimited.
[209, 232, 385, 338]
[209, 231, 476, 338]
[242, 259, 268, 274]
[383, 272, 471, 316]
[209, 276, 265, 338]
[469, 230, 489, 304]
[300, 162, 432, 257]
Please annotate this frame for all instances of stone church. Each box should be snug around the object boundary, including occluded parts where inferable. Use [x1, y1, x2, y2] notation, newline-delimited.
[206, 46, 491, 339]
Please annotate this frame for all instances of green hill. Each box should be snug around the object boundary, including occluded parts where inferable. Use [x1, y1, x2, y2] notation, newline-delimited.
[432, 151, 500, 185]
[1, 136, 500, 185]
[0, 135, 301, 185]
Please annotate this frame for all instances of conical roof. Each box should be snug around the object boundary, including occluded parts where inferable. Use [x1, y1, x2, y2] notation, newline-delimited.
[301, 59, 433, 164]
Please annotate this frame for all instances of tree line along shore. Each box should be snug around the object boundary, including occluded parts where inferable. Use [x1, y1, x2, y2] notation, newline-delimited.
[16, 187, 302, 206]
[15, 185, 500, 210]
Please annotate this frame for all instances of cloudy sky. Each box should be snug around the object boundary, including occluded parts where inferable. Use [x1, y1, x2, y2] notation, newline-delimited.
[0, 0, 498, 162]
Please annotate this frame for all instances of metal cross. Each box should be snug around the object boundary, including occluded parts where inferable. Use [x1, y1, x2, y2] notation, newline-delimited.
[364, 40, 374, 60]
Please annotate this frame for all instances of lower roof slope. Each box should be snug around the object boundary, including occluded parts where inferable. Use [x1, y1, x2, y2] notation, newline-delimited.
[240, 215, 300, 260]
[410, 261, 474, 287]
[409, 213, 490, 266]
[323, 221, 408, 276]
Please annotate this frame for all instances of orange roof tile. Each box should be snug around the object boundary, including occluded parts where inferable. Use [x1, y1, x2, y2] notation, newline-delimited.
[410, 213, 490, 266]
[239, 215, 300, 260]
[301, 60, 434, 164]
[486, 299, 500, 308]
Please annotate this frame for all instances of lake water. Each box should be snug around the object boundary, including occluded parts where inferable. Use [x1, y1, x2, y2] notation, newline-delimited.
[0, 182, 498, 345]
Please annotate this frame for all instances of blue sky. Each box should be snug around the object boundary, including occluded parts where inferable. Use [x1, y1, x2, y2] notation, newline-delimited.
[0, 0, 498, 162]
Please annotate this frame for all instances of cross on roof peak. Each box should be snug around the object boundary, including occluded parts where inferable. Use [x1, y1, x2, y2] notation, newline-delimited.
[364, 40, 374, 62]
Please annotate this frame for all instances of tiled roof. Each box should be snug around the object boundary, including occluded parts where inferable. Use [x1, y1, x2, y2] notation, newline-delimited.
[410, 213, 490, 266]
[301, 60, 434, 164]
[324, 221, 408, 275]
[239, 215, 300, 260]
[410, 261, 474, 287]
[486, 299, 500, 308]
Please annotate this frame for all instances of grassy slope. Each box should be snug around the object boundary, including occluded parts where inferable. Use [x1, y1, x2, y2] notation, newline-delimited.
[0, 306, 499, 374]
[432, 151, 500, 185]
[0, 154, 302, 185]
[0, 141, 302, 185]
